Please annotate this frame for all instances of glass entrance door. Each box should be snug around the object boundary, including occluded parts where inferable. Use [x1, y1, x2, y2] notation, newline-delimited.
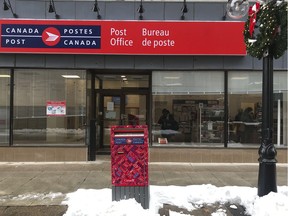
[123, 94, 147, 125]
[101, 93, 148, 147]
[89, 73, 150, 154]
[102, 95, 121, 147]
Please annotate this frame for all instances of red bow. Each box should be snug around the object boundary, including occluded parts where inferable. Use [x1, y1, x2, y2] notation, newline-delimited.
[248, 2, 260, 37]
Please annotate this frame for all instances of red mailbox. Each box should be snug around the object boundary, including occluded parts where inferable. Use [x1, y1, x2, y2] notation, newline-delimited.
[110, 125, 149, 208]
[111, 125, 149, 186]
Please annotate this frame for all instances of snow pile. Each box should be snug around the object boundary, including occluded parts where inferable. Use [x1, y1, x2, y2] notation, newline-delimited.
[62, 185, 288, 216]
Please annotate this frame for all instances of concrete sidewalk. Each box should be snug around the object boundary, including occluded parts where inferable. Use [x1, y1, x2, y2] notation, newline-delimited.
[0, 155, 287, 215]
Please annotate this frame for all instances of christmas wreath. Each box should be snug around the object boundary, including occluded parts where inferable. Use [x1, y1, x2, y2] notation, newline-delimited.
[243, 0, 287, 59]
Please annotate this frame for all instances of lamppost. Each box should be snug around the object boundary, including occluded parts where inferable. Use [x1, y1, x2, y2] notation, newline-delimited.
[258, 50, 277, 196]
[227, 0, 287, 196]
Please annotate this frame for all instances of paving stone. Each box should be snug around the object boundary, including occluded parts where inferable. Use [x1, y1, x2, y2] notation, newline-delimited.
[0, 162, 286, 216]
[158, 203, 250, 216]
[1, 205, 68, 216]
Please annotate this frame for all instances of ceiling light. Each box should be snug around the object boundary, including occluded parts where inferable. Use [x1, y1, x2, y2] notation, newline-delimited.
[164, 76, 180, 79]
[0, 75, 11, 78]
[231, 77, 248, 80]
[249, 81, 262, 85]
[61, 75, 80, 79]
[165, 83, 182, 86]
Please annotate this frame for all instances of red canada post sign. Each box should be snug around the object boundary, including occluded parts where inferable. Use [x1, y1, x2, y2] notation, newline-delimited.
[0, 19, 246, 55]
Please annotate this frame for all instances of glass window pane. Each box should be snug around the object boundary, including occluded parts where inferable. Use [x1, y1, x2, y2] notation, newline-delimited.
[152, 71, 224, 147]
[153, 71, 224, 94]
[228, 93, 262, 146]
[228, 71, 287, 147]
[274, 71, 287, 146]
[228, 72, 262, 94]
[274, 71, 288, 91]
[97, 74, 149, 89]
[0, 69, 10, 145]
[13, 69, 86, 145]
[125, 95, 146, 125]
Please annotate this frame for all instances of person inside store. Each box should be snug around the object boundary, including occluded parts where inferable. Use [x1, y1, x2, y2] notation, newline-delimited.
[241, 107, 255, 143]
[128, 113, 139, 125]
[234, 108, 244, 142]
[158, 108, 179, 142]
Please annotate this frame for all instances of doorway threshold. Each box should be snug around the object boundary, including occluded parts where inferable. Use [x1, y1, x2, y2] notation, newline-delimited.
[96, 148, 111, 155]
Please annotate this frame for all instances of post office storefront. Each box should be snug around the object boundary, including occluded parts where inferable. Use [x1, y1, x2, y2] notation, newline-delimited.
[0, 1, 287, 162]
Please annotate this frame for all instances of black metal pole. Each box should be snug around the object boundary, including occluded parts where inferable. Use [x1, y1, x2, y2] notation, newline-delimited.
[257, 52, 277, 196]
[9, 69, 14, 146]
[88, 119, 96, 161]
[224, 70, 228, 148]
[88, 73, 96, 161]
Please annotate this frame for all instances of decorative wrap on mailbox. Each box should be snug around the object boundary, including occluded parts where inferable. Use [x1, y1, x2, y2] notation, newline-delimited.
[110, 125, 149, 186]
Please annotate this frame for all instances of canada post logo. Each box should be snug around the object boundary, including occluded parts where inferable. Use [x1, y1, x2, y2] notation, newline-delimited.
[42, 27, 61, 46]
[1, 24, 101, 49]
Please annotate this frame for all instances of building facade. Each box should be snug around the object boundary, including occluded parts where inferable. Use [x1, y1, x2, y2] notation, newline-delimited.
[0, 0, 287, 162]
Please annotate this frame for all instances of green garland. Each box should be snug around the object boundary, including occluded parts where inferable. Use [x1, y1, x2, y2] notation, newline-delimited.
[244, 1, 287, 59]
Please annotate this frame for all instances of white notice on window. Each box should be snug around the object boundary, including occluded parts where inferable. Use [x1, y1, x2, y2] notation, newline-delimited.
[208, 122, 213, 130]
[105, 111, 116, 119]
[107, 102, 114, 111]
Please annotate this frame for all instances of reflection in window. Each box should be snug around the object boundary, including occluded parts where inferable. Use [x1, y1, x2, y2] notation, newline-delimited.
[13, 69, 86, 145]
[152, 71, 224, 147]
[228, 71, 287, 147]
[152, 71, 288, 147]
[228, 93, 262, 146]
[0, 70, 10, 145]
[98, 74, 149, 89]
